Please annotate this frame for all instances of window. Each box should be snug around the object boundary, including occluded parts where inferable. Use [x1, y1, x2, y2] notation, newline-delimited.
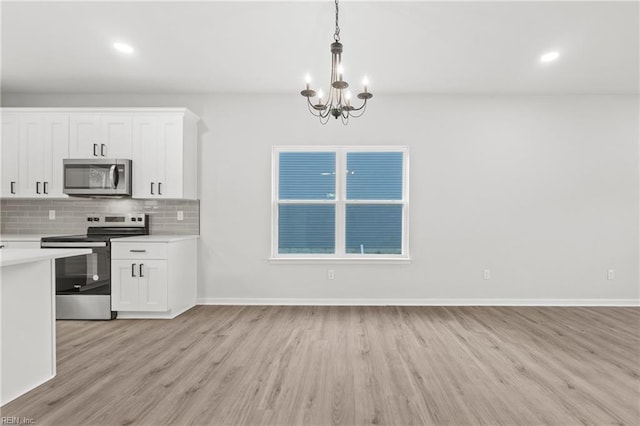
[272, 147, 409, 260]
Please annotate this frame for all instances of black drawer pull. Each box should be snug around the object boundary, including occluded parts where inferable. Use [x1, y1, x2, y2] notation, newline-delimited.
[131, 263, 137, 277]
[130, 249, 147, 253]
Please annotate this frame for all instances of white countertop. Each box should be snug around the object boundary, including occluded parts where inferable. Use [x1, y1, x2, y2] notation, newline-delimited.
[114, 235, 200, 243]
[1, 234, 200, 243]
[0, 234, 57, 242]
[0, 248, 91, 267]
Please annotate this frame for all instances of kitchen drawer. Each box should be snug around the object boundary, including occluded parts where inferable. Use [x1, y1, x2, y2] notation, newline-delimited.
[111, 242, 167, 260]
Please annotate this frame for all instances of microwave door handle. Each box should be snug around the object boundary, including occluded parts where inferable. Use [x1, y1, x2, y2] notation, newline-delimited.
[109, 165, 119, 189]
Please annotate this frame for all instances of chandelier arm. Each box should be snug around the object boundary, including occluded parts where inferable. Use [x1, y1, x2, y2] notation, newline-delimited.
[348, 103, 368, 118]
[348, 99, 368, 112]
[306, 101, 321, 118]
[353, 105, 368, 118]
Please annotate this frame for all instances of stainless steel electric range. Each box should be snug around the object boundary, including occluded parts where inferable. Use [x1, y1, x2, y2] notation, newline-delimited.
[41, 213, 149, 320]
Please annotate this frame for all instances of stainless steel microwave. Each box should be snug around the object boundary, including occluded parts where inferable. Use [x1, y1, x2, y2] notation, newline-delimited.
[63, 159, 132, 197]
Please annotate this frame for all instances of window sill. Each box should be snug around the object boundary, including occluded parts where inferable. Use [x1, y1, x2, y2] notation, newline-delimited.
[269, 257, 412, 265]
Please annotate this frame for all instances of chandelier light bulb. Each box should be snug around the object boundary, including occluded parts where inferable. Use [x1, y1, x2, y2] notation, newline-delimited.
[317, 89, 324, 103]
[345, 91, 352, 106]
[305, 74, 311, 90]
[338, 65, 344, 80]
[362, 76, 369, 92]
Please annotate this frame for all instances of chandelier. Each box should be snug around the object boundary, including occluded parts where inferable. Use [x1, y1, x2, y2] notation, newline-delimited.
[300, 0, 373, 125]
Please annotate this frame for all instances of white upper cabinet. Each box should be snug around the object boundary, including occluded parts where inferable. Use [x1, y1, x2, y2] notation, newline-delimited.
[1, 112, 69, 198]
[132, 112, 198, 199]
[1, 108, 198, 200]
[69, 114, 132, 159]
[1, 114, 22, 197]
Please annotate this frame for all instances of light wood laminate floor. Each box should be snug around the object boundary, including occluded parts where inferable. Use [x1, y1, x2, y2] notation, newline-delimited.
[2, 306, 639, 425]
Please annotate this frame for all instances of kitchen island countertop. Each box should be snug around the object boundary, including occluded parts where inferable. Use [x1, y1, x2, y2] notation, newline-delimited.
[0, 248, 91, 268]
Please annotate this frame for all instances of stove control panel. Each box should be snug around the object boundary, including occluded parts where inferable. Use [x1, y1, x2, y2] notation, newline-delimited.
[86, 213, 147, 227]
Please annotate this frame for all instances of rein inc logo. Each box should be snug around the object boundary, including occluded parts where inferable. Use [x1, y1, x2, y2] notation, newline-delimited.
[0, 418, 35, 425]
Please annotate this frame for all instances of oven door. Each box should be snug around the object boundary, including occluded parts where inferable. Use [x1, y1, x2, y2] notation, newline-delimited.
[54, 246, 111, 295]
[63, 158, 132, 196]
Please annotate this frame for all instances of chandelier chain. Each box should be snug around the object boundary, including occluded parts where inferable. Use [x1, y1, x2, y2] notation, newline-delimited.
[334, 0, 340, 42]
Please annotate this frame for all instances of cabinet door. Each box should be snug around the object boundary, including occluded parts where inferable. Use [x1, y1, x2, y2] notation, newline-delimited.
[101, 115, 132, 159]
[1, 114, 21, 197]
[42, 114, 69, 197]
[132, 116, 159, 198]
[111, 260, 140, 310]
[156, 117, 183, 198]
[69, 114, 100, 158]
[137, 260, 168, 311]
[22, 114, 45, 197]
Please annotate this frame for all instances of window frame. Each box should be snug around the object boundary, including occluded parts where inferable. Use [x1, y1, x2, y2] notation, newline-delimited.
[271, 146, 410, 262]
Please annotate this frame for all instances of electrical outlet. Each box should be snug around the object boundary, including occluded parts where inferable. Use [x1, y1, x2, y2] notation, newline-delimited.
[327, 269, 335, 280]
[607, 269, 615, 280]
[177, 211, 184, 221]
[49, 210, 55, 220]
[483, 269, 491, 280]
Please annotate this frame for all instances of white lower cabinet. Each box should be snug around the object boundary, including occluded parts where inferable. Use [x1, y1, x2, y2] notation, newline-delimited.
[112, 259, 168, 311]
[111, 238, 197, 319]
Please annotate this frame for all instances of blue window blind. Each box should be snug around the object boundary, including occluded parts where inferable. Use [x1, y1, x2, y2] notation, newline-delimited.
[346, 204, 403, 254]
[347, 152, 403, 200]
[279, 152, 336, 200]
[278, 205, 335, 254]
[275, 148, 407, 257]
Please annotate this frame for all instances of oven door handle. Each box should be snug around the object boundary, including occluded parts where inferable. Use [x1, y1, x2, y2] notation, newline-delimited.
[109, 165, 119, 189]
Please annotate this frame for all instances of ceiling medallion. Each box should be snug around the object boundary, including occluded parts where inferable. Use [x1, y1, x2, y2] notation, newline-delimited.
[301, 0, 373, 125]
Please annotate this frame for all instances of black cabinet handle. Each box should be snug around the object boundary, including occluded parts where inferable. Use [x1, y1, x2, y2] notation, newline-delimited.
[139, 264, 144, 278]
[43, 181, 49, 194]
[129, 249, 146, 253]
[150, 182, 154, 195]
[131, 263, 137, 277]
[158, 182, 162, 195]
[36, 181, 41, 194]
[10, 181, 15, 194]
[101, 144, 106, 156]
[93, 143, 98, 156]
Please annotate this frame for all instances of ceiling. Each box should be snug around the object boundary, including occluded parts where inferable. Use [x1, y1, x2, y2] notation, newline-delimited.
[1, 1, 638, 95]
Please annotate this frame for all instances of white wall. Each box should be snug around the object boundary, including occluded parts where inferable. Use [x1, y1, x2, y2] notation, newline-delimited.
[3, 93, 638, 304]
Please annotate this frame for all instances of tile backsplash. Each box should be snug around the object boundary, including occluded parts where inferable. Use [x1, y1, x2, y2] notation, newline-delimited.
[0, 199, 199, 235]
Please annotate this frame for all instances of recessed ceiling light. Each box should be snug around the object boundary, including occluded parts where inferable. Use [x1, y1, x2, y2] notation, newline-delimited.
[113, 42, 134, 54]
[540, 51, 559, 63]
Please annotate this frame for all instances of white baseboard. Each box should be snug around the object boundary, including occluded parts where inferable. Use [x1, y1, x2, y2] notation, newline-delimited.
[197, 298, 640, 307]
